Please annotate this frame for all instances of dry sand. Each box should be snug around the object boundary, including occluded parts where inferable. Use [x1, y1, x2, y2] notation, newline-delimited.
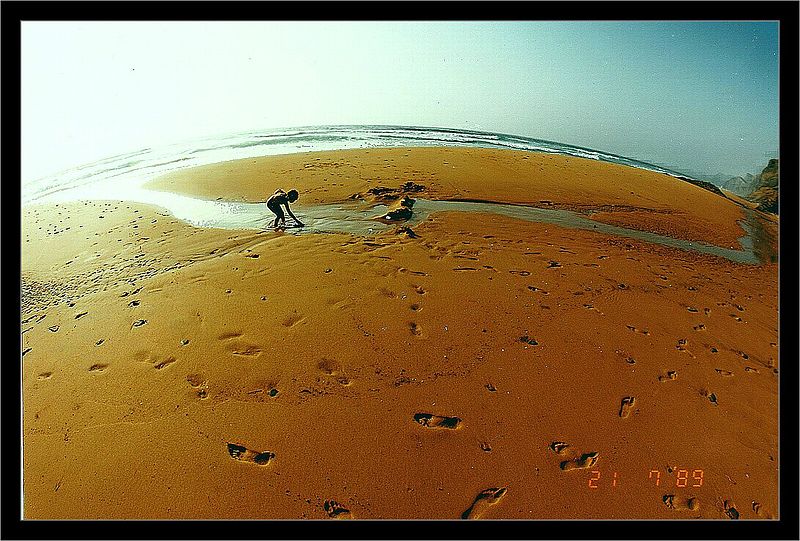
[22, 148, 778, 519]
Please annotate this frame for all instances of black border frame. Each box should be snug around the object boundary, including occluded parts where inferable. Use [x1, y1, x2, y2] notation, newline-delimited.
[3, 2, 798, 540]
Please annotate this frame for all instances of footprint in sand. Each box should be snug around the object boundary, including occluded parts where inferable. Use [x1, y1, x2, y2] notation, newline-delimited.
[37, 372, 52, 380]
[625, 325, 650, 335]
[414, 413, 462, 429]
[317, 358, 340, 375]
[676, 339, 693, 355]
[723, 500, 739, 519]
[409, 322, 422, 336]
[226, 443, 275, 465]
[699, 389, 719, 406]
[153, 357, 177, 370]
[131, 319, 148, 328]
[378, 287, 396, 298]
[461, 487, 507, 519]
[549, 441, 569, 454]
[715, 369, 734, 377]
[663, 494, 700, 511]
[230, 344, 263, 357]
[323, 500, 352, 519]
[519, 335, 539, 346]
[186, 374, 205, 387]
[658, 371, 677, 382]
[218, 332, 263, 357]
[88, 363, 108, 372]
[48, 325, 59, 332]
[752, 501, 773, 519]
[560, 452, 599, 471]
[282, 313, 305, 328]
[618, 397, 636, 418]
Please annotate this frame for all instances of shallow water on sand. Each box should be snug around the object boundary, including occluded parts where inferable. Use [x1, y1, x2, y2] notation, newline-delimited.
[76, 187, 762, 265]
[411, 199, 764, 265]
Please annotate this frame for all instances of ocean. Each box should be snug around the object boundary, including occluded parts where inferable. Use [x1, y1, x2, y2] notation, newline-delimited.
[22, 125, 692, 206]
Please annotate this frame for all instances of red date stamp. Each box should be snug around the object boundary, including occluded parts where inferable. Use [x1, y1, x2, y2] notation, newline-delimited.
[587, 469, 704, 489]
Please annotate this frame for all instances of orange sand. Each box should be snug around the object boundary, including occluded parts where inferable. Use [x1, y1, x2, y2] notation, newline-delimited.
[148, 147, 748, 248]
[22, 148, 778, 519]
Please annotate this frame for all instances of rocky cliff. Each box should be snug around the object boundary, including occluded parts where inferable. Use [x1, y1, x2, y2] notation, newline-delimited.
[747, 159, 779, 214]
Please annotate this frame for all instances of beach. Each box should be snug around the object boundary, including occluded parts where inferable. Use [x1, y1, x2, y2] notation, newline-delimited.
[21, 147, 778, 519]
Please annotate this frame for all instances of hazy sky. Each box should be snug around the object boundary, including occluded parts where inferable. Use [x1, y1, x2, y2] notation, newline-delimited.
[21, 21, 779, 182]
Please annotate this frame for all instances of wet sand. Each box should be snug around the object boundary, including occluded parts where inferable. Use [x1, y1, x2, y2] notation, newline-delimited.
[22, 148, 778, 519]
[149, 147, 748, 248]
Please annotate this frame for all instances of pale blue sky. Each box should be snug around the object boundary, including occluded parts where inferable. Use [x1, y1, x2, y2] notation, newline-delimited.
[21, 21, 779, 182]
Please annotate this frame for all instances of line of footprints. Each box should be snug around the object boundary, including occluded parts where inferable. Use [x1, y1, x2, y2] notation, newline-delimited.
[222, 412, 508, 519]
[223, 402, 738, 518]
